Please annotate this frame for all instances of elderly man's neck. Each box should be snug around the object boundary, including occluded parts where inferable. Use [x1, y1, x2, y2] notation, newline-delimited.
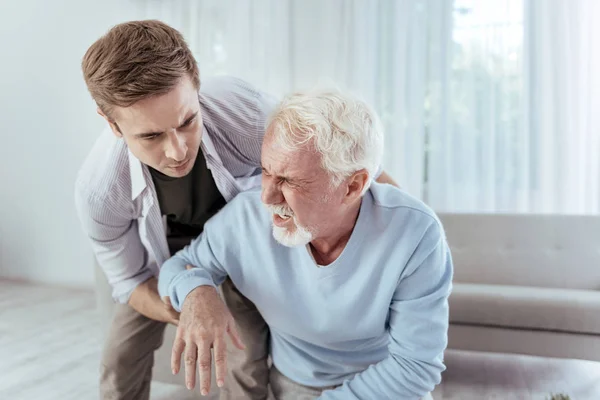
[308, 200, 362, 266]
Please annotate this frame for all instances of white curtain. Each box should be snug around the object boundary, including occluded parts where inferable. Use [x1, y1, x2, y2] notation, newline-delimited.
[524, 0, 600, 214]
[135, 0, 599, 214]
[426, 0, 529, 212]
[426, 0, 600, 214]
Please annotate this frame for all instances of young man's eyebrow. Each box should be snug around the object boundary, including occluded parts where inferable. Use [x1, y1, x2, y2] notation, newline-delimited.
[177, 111, 199, 128]
[133, 111, 199, 138]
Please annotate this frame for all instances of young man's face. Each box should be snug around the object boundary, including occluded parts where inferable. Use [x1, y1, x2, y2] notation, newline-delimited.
[102, 76, 202, 178]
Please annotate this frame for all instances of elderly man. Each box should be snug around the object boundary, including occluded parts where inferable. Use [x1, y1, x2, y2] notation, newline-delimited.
[159, 88, 453, 399]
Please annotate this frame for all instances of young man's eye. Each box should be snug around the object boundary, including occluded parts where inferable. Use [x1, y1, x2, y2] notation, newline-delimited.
[181, 116, 196, 128]
[144, 134, 160, 140]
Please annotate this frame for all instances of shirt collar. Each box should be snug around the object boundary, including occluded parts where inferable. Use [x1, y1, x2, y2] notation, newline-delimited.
[129, 149, 146, 201]
[201, 124, 221, 163]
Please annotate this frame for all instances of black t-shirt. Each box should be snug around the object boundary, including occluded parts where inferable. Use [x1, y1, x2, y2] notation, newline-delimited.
[150, 151, 227, 254]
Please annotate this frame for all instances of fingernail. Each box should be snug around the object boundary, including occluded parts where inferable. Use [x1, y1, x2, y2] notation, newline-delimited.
[186, 382, 191, 390]
[217, 379, 224, 387]
[172, 368, 176, 375]
[201, 389, 208, 396]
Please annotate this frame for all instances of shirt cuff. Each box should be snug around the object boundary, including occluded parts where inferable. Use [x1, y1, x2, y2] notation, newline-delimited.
[170, 270, 217, 311]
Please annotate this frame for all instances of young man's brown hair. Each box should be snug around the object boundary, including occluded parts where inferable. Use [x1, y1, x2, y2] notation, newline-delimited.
[82, 19, 200, 119]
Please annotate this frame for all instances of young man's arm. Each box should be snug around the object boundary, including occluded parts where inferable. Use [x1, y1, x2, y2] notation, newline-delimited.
[318, 221, 453, 400]
[74, 184, 177, 324]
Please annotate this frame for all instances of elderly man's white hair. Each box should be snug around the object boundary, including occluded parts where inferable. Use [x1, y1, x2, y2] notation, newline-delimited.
[267, 87, 384, 190]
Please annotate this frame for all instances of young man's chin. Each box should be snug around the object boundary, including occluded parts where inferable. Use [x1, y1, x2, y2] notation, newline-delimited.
[161, 158, 193, 178]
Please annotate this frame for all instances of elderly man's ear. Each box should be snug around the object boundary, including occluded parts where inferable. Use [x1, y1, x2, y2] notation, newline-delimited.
[344, 169, 370, 202]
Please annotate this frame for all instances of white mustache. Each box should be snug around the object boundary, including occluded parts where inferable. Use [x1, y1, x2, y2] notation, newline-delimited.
[267, 204, 294, 217]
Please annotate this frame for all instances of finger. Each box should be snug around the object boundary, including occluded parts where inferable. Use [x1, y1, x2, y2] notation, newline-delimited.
[162, 296, 171, 306]
[171, 333, 185, 375]
[227, 323, 246, 350]
[184, 341, 198, 390]
[186, 264, 193, 270]
[213, 336, 227, 388]
[198, 339, 213, 396]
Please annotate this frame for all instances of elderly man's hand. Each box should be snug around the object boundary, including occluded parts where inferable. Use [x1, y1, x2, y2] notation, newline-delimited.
[172, 285, 246, 396]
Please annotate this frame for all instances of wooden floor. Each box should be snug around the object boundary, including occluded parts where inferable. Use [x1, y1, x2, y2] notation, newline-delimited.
[1, 280, 600, 400]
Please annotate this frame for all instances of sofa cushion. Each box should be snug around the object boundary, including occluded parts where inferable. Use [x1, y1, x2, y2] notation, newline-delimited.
[450, 283, 600, 335]
[438, 213, 600, 291]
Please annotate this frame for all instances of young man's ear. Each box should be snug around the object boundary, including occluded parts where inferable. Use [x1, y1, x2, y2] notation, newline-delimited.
[343, 169, 370, 203]
[97, 107, 122, 138]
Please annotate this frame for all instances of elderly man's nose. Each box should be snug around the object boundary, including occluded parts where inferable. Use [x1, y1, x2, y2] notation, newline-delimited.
[261, 179, 283, 204]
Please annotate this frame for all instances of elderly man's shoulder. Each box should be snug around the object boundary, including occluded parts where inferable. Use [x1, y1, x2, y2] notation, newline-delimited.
[369, 182, 443, 233]
[221, 188, 269, 222]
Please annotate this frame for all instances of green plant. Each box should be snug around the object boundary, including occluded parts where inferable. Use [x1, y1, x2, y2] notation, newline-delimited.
[548, 394, 571, 400]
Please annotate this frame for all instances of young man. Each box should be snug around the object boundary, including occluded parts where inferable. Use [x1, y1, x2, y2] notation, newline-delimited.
[75, 20, 396, 400]
[159, 88, 451, 399]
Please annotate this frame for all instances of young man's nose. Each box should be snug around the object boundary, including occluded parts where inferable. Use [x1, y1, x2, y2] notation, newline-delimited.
[165, 130, 187, 161]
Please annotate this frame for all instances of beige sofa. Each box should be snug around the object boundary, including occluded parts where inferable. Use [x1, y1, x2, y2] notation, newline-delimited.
[96, 213, 600, 395]
[439, 213, 600, 361]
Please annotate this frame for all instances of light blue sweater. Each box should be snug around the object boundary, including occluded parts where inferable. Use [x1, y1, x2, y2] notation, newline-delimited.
[159, 183, 453, 399]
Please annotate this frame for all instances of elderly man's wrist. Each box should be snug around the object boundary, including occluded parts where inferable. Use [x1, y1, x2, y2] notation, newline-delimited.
[179, 283, 218, 309]
[187, 285, 218, 300]
[171, 271, 216, 309]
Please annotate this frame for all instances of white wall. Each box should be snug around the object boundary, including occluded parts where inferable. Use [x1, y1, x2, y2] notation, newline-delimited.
[0, 0, 141, 287]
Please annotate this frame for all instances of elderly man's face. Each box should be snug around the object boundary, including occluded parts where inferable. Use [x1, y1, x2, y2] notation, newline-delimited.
[260, 130, 348, 247]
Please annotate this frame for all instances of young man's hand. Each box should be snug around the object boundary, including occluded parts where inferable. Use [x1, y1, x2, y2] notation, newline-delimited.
[128, 276, 179, 325]
[161, 296, 180, 325]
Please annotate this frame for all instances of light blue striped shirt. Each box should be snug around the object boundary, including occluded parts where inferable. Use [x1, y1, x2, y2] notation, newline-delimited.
[75, 76, 277, 303]
[159, 183, 453, 399]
